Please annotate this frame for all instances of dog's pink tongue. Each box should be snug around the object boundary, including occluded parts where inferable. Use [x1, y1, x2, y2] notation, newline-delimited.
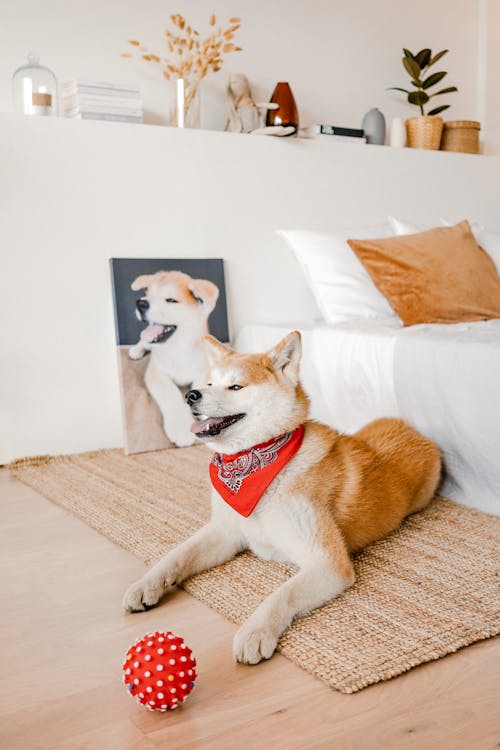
[140, 324, 164, 343]
[190, 416, 225, 435]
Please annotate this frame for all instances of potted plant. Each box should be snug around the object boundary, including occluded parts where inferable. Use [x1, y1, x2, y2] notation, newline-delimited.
[389, 48, 457, 149]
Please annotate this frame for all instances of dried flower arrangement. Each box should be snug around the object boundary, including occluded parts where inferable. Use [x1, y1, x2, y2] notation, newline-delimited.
[121, 13, 242, 124]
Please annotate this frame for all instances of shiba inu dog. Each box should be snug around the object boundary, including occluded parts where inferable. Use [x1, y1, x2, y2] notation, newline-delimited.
[129, 270, 219, 447]
[123, 331, 441, 664]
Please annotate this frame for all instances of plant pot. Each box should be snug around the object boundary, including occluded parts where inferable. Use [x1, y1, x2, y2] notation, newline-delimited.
[441, 120, 480, 154]
[405, 116, 443, 150]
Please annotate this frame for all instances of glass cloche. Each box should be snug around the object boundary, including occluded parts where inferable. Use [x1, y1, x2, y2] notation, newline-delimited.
[12, 53, 58, 116]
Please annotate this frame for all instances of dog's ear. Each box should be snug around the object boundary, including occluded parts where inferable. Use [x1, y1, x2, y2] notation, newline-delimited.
[204, 335, 232, 366]
[189, 279, 219, 314]
[268, 331, 302, 385]
[131, 274, 153, 291]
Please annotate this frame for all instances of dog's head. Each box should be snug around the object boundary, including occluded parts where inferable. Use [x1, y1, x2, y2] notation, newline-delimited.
[131, 271, 219, 345]
[186, 331, 309, 453]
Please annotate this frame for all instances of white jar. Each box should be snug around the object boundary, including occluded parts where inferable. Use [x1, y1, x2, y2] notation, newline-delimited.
[389, 117, 406, 147]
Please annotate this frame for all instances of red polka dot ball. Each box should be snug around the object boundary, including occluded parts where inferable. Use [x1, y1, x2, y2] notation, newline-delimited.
[122, 630, 197, 712]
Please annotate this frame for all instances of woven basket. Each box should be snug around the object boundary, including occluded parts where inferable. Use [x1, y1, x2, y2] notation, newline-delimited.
[405, 116, 443, 150]
[441, 120, 480, 154]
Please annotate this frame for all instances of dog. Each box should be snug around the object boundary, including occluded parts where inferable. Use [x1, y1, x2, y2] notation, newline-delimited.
[123, 331, 441, 664]
[128, 270, 219, 447]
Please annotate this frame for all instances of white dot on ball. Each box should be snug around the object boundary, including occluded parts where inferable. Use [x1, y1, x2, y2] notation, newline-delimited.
[158, 692, 164, 699]
[149, 700, 155, 706]
[125, 668, 131, 675]
[188, 669, 193, 675]
[180, 656, 187, 662]
[133, 678, 139, 685]
[145, 671, 151, 677]
[171, 704, 178, 709]
[157, 680, 164, 687]
[147, 641, 153, 646]
[156, 665, 164, 671]
[170, 645, 177, 650]
[181, 644, 186, 649]
[158, 637, 165, 642]
[167, 635, 174, 640]
[136, 647, 142, 652]
[179, 671, 185, 677]
[146, 687, 153, 693]
[134, 661, 139, 668]
[170, 688, 176, 694]
[144, 655, 151, 661]
[169, 659, 175, 665]
[181, 683, 187, 689]
[139, 692, 144, 698]
[172, 697, 178, 703]
[157, 648, 164, 655]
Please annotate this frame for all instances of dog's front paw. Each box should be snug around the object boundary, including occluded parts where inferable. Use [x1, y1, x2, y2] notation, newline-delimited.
[122, 576, 170, 613]
[164, 423, 196, 448]
[128, 343, 148, 361]
[233, 621, 280, 665]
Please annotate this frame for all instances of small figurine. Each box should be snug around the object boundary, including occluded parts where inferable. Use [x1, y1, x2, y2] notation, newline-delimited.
[225, 74, 295, 136]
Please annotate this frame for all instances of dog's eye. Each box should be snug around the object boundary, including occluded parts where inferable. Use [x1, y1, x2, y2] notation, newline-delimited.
[228, 384, 243, 391]
[207, 383, 212, 387]
[165, 298, 178, 303]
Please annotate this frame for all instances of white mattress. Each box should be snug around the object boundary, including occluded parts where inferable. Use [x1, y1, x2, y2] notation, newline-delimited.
[235, 320, 500, 515]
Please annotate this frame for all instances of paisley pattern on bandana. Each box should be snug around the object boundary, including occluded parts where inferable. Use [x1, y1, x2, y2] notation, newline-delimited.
[211, 432, 293, 493]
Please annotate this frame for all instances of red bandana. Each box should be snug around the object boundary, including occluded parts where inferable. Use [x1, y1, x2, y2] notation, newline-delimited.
[209, 425, 305, 517]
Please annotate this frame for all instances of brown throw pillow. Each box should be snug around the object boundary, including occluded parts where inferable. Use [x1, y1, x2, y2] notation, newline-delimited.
[347, 220, 500, 326]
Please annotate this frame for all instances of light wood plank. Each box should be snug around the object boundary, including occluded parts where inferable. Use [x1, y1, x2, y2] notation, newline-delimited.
[0, 471, 498, 750]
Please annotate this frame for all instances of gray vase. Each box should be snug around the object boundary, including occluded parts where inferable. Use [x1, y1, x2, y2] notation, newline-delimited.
[362, 107, 386, 145]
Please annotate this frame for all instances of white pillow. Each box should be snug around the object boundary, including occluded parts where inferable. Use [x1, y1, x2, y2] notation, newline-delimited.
[388, 216, 500, 272]
[279, 227, 400, 324]
[388, 216, 423, 235]
[475, 229, 500, 273]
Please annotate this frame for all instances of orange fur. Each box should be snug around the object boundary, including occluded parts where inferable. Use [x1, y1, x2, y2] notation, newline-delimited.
[292, 418, 441, 554]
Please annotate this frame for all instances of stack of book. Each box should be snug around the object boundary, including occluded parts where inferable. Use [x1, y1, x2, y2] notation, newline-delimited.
[313, 124, 366, 144]
[61, 81, 143, 124]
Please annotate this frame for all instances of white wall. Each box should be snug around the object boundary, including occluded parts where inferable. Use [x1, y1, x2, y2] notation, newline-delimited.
[1, 113, 500, 462]
[1, 0, 498, 152]
[483, 0, 500, 154]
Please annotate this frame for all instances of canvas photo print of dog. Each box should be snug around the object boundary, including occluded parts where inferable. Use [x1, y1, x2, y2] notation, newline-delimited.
[110, 258, 229, 454]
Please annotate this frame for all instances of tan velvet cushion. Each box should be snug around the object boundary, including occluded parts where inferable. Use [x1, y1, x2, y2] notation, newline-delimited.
[347, 221, 500, 325]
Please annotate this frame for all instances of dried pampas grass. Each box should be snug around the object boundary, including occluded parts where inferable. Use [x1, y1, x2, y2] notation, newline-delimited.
[121, 12, 243, 111]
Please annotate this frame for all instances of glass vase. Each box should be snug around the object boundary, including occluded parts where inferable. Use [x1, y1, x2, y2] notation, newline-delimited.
[169, 78, 200, 128]
[266, 82, 298, 135]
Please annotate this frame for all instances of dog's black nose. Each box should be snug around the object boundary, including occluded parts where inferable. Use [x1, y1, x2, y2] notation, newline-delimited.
[185, 389, 202, 406]
[136, 298, 149, 313]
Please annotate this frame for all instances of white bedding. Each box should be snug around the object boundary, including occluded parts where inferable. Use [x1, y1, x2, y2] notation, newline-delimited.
[235, 320, 500, 515]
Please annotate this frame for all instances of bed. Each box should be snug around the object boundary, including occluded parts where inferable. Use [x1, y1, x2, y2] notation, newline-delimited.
[235, 319, 500, 516]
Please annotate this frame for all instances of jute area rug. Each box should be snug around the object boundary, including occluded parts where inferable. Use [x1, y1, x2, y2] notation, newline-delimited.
[10, 446, 500, 694]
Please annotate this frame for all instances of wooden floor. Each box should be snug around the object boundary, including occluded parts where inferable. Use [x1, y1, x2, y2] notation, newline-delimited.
[0, 471, 498, 750]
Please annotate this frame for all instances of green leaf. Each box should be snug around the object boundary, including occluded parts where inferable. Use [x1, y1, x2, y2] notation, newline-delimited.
[403, 56, 421, 79]
[422, 71, 447, 89]
[414, 48, 432, 68]
[429, 49, 448, 67]
[408, 90, 429, 106]
[430, 86, 458, 97]
[427, 104, 450, 116]
[387, 87, 411, 94]
[403, 48, 414, 58]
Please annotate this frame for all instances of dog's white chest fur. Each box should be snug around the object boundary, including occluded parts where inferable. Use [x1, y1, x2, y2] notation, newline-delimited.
[212, 480, 320, 568]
